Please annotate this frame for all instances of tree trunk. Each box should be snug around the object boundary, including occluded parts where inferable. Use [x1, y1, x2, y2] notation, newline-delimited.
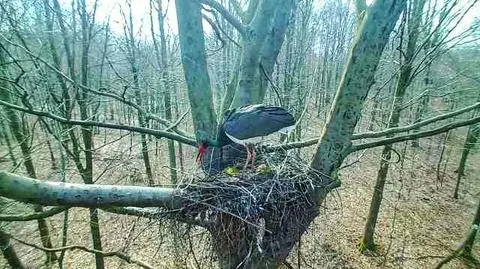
[154, 0, 177, 184]
[258, 0, 297, 101]
[310, 0, 407, 176]
[79, 1, 105, 267]
[361, 0, 426, 251]
[0, 122, 17, 166]
[232, 0, 280, 107]
[0, 230, 25, 269]
[453, 123, 479, 199]
[124, 1, 154, 185]
[463, 200, 480, 254]
[435, 199, 480, 268]
[176, 0, 219, 172]
[0, 57, 58, 264]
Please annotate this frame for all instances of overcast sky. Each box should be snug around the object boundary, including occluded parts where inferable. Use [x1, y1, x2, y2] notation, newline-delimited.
[59, 0, 479, 40]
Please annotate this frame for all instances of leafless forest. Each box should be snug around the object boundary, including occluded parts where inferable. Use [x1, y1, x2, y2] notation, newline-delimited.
[0, 0, 479, 268]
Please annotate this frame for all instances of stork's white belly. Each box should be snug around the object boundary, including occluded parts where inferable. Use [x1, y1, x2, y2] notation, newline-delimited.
[224, 124, 295, 145]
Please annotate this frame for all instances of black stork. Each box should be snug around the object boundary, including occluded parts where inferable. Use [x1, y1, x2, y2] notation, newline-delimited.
[196, 104, 295, 169]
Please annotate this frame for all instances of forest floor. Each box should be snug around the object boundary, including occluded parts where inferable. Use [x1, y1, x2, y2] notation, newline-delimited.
[0, 127, 479, 269]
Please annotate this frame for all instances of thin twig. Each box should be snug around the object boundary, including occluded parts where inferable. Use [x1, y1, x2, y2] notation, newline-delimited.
[10, 235, 154, 269]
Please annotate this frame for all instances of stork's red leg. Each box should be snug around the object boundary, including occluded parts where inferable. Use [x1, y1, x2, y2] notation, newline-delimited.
[244, 146, 251, 170]
[251, 146, 257, 167]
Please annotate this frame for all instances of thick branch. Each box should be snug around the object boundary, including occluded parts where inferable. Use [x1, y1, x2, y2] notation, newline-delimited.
[0, 99, 197, 146]
[263, 138, 318, 152]
[266, 102, 480, 151]
[352, 102, 480, 140]
[102, 206, 206, 227]
[0, 206, 67, 221]
[0, 171, 180, 208]
[199, 0, 246, 37]
[10, 235, 154, 269]
[350, 115, 480, 152]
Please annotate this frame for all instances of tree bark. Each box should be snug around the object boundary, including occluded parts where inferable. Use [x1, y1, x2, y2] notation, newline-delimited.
[258, 0, 297, 101]
[176, 0, 218, 141]
[176, 0, 221, 172]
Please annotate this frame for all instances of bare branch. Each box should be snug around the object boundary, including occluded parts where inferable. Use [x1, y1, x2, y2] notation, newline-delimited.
[349, 116, 480, 152]
[263, 138, 318, 152]
[102, 206, 206, 227]
[9, 235, 154, 269]
[355, 0, 367, 21]
[165, 109, 190, 132]
[102, 207, 163, 218]
[265, 102, 480, 151]
[0, 99, 197, 146]
[202, 13, 226, 52]
[0, 34, 192, 138]
[352, 102, 480, 140]
[0, 171, 180, 208]
[0, 206, 67, 221]
[199, 0, 247, 37]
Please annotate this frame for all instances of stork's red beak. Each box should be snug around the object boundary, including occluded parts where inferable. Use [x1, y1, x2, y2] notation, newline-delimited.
[196, 143, 207, 164]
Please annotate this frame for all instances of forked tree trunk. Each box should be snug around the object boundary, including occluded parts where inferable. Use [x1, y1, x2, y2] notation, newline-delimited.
[231, 0, 280, 107]
[177, 0, 404, 266]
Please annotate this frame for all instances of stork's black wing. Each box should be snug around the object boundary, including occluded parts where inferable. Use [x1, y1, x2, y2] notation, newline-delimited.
[222, 104, 295, 140]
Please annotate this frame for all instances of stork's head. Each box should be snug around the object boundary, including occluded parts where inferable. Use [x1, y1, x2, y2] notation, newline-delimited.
[196, 141, 209, 164]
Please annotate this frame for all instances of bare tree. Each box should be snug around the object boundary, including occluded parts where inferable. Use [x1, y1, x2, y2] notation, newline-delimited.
[0, 0, 480, 268]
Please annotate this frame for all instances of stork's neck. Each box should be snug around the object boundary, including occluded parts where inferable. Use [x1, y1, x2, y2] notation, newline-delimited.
[196, 127, 231, 148]
[206, 138, 223, 147]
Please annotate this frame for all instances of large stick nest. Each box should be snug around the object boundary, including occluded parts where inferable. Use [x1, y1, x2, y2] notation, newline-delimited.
[174, 152, 338, 260]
